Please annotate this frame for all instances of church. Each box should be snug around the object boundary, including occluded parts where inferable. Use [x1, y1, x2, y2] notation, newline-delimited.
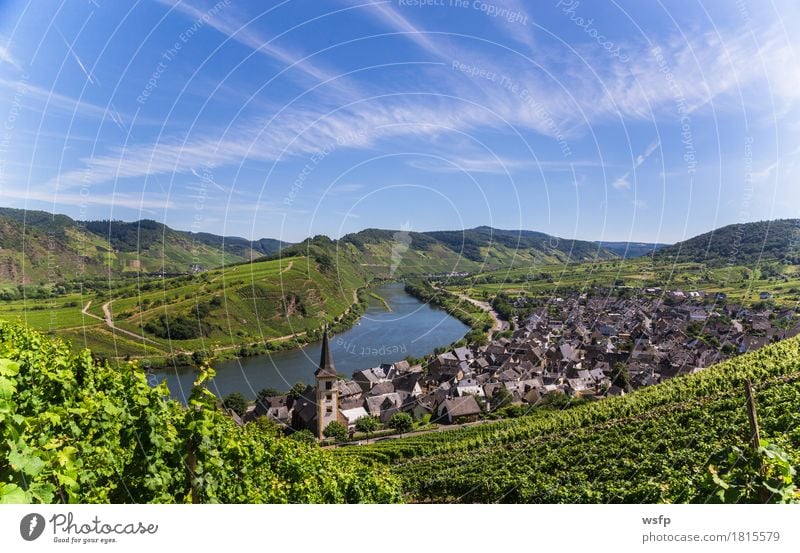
[290, 327, 348, 438]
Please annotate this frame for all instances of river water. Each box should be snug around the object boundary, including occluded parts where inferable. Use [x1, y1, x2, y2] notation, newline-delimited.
[154, 282, 468, 401]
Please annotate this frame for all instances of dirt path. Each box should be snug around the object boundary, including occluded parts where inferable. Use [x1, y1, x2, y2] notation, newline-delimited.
[81, 300, 103, 321]
[326, 419, 494, 448]
[447, 290, 508, 334]
[96, 300, 162, 345]
[280, 260, 294, 274]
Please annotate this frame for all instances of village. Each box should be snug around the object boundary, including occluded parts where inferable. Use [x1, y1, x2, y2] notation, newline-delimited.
[242, 286, 800, 440]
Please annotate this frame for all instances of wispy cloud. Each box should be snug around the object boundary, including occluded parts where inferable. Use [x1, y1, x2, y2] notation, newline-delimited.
[612, 175, 630, 190]
[154, 0, 357, 97]
[331, 183, 364, 193]
[407, 155, 531, 175]
[0, 77, 142, 125]
[55, 27, 99, 85]
[612, 139, 660, 190]
[346, 0, 440, 57]
[0, 187, 173, 210]
[46, 95, 489, 190]
[0, 42, 20, 70]
[487, 0, 537, 51]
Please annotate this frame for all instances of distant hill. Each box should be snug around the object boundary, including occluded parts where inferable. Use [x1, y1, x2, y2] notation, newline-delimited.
[655, 219, 800, 265]
[0, 207, 289, 283]
[595, 241, 668, 258]
[277, 226, 618, 277]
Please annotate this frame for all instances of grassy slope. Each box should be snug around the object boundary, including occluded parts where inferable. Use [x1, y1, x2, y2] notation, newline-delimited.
[341, 335, 800, 503]
[656, 219, 800, 265]
[338, 227, 618, 277]
[67, 254, 364, 359]
[446, 257, 800, 307]
[0, 207, 289, 282]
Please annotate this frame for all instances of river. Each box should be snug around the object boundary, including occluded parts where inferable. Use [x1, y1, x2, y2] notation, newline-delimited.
[154, 282, 469, 401]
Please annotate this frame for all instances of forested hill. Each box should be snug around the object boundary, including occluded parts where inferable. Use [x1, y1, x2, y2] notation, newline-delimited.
[654, 219, 800, 265]
[277, 226, 619, 277]
[595, 241, 668, 258]
[0, 207, 288, 282]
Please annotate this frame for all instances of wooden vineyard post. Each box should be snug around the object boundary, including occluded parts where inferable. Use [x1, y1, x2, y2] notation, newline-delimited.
[188, 444, 199, 504]
[743, 380, 769, 503]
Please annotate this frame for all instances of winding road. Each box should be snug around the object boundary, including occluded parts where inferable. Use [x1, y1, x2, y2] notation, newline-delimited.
[82, 300, 161, 345]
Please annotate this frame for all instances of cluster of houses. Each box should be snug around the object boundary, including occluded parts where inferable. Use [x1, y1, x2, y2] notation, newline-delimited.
[246, 289, 800, 439]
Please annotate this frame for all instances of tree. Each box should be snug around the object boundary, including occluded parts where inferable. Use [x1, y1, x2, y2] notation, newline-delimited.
[257, 387, 280, 400]
[323, 421, 348, 442]
[388, 412, 413, 433]
[288, 429, 316, 445]
[223, 392, 248, 417]
[192, 349, 209, 365]
[287, 382, 307, 400]
[611, 362, 632, 392]
[490, 386, 513, 411]
[355, 415, 380, 435]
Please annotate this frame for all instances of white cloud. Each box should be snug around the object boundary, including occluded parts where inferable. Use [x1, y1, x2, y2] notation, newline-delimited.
[612, 175, 630, 190]
[344, 0, 440, 57]
[55, 27, 99, 86]
[0, 77, 145, 125]
[612, 139, 660, 191]
[46, 95, 490, 191]
[331, 183, 364, 193]
[155, 0, 357, 97]
[0, 43, 20, 70]
[0, 187, 173, 210]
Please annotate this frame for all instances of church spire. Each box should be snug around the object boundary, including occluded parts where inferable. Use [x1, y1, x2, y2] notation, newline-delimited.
[315, 325, 337, 377]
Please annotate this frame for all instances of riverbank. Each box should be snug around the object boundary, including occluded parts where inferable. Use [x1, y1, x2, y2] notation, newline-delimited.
[403, 279, 493, 347]
[153, 282, 470, 400]
[369, 291, 392, 311]
[131, 286, 373, 371]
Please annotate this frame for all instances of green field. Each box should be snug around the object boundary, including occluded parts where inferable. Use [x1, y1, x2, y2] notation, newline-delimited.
[443, 258, 800, 307]
[0, 254, 369, 362]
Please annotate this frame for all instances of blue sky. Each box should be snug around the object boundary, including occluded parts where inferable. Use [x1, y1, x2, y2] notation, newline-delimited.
[0, 0, 798, 244]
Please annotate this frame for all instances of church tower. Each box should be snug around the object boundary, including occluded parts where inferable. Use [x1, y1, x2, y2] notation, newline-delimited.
[315, 326, 339, 438]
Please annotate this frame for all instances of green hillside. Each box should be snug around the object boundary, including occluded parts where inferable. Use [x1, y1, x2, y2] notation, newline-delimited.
[276, 226, 618, 279]
[596, 241, 668, 258]
[340, 336, 800, 503]
[0, 321, 401, 503]
[655, 219, 800, 266]
[0, 207, 288, 283]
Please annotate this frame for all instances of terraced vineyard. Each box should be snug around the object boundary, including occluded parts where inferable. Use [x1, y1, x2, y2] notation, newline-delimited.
[340, 337, 800, 503]
[0, 254, 368, 363]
